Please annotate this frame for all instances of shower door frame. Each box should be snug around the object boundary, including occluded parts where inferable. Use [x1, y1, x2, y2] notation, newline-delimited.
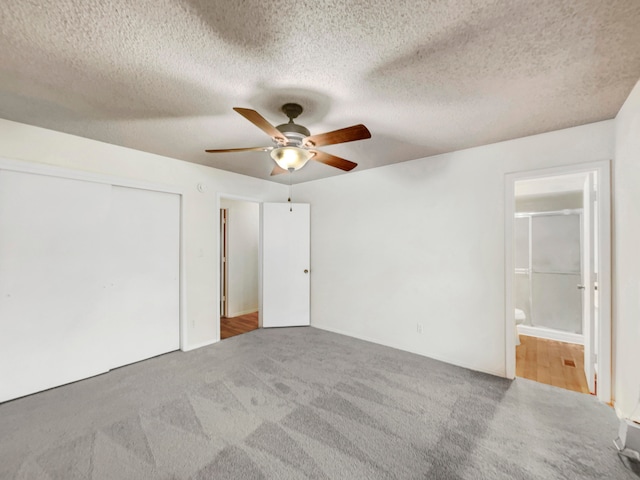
[515, 209, 584, 343]
[504, 160, 611, 404]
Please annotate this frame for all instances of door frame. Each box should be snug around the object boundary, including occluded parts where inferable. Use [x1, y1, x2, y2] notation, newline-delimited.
[504, 160, 612, 403]
[216, 193, 263, 342]
[220, 208, 229, 318]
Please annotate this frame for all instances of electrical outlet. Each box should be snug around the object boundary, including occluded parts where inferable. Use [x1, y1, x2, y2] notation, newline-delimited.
[417, 323, 423, 334]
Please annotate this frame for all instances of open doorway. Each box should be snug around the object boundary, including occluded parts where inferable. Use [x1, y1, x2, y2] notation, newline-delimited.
[219, 198, 260, 340]
[505, 161, 611, 403]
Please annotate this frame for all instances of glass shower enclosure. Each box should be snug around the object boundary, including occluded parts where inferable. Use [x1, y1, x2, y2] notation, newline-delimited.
[514, 210, 583, 336]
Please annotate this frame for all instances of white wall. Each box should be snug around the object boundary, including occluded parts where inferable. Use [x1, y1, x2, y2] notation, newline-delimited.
[296, 120, 614, 376]
[0, 118, 287, 350]
[220, 198, 259, 317]
[613, 79, 640, 420]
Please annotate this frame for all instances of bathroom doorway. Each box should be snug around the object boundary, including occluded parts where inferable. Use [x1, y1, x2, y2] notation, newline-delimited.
[505, 161, 611, 402]
[219, 197, 260, 340]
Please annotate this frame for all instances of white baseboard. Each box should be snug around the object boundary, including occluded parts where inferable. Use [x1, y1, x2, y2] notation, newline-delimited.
[312, 324, 505, 378]
[182, 338, 218, 352]
[226, 308, 258, 318]
[517, 325, 583, 345]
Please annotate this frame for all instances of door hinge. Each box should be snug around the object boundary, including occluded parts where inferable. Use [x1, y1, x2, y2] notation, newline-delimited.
[592, 353, 598, 364]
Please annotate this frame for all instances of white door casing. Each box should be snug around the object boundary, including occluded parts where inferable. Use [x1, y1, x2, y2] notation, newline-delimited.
[582, 172, 597, 393]
[262, 203, 310, 328]
[504, 160, 612, 404]
[220, 208, 228, 318]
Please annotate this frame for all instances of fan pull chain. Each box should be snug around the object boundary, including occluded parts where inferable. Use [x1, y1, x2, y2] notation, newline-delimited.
[288, 169, 293, 212]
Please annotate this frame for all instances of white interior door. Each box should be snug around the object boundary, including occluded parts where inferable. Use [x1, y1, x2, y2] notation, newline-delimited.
[262, 203, 310, 327]
[0, 170, 112, 402]
[105, 186, 180, 368]
[582, 173, 596, 393]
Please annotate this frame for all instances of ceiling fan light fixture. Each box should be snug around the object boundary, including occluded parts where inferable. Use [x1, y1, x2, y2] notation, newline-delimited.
[206, 106, 369, 175]
[270, 146, 313, 171]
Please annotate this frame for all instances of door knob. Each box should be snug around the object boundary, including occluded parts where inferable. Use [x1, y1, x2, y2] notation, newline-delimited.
[304, 269, 309, 274]
[577, 284, 586, 290]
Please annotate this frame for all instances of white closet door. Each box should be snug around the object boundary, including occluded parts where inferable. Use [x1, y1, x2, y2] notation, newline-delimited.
[0, 170, 112, 402]
[105, 186, 180, 368]
[0, 169, 181, 403]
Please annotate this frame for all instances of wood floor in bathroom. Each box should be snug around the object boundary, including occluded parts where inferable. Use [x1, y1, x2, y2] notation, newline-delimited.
[516, 335, 590, 394]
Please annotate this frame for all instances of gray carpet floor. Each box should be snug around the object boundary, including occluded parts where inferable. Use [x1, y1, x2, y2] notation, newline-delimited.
[0, 327, 636, 479]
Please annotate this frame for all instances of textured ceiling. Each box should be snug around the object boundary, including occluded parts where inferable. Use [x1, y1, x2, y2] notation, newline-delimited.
[1, 0, 639, 184]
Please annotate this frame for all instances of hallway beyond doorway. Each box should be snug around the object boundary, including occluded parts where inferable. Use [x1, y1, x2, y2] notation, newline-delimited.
[220, 312, 258, 339]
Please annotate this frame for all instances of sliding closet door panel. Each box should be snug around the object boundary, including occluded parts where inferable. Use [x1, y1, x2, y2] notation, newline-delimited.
[106, 186, 180, 368]
[0, 170, 111, 402]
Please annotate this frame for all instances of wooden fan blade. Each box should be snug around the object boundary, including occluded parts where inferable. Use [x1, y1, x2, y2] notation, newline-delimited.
[309, 150, 357, 171]
[233, 108, 287, 143]
[205, 146, 273, 153]
[303, 124, 371, 148]
[270, 165, 289, 176]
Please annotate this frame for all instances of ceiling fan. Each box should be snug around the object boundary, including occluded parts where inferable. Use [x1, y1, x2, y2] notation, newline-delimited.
[205, 103, 371, 175]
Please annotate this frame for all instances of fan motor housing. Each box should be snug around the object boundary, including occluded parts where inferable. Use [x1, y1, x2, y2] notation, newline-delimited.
[276, 123, 310, 146]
